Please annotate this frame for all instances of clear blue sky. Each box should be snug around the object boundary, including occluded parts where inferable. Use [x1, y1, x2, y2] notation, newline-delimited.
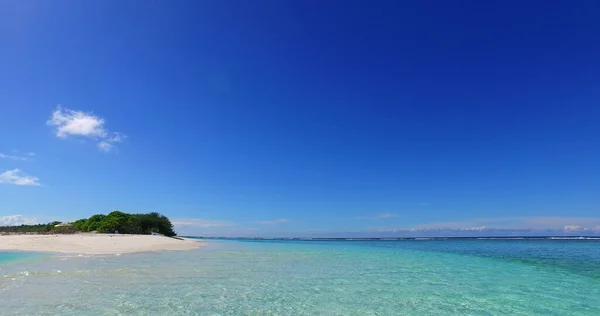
[1, 1, 599, 236]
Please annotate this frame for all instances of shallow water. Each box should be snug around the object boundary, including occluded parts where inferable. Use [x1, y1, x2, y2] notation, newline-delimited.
[1, 239, 599, 315]
[0, 251, 45, 266]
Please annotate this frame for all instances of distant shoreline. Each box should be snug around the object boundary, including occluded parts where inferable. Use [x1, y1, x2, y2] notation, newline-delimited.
[0, 234, 205, 255]
[189, 236, 600, 241]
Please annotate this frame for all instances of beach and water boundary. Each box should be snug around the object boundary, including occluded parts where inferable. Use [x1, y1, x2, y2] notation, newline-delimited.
[0, 234, 203, 255]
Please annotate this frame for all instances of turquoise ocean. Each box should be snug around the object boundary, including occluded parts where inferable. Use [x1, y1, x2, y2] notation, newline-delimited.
[1, 239, 600, 315]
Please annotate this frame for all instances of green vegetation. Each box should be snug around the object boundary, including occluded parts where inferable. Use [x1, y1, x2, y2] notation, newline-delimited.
[0, 211, 176, 236]
[0, 222, 75, 234]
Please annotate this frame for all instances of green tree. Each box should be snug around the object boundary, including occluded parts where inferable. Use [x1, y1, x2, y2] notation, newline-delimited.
[71, 219, 88, 231]
[137, 212, 176, 236]
[85, 214, 107, 231]
[97, 211, 126, 233]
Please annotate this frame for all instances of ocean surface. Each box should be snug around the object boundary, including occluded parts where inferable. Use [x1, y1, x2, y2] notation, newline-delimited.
[1, 239, 600, 315]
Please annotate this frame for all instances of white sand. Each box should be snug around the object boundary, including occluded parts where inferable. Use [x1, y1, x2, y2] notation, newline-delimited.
[0, 234, 204, 255]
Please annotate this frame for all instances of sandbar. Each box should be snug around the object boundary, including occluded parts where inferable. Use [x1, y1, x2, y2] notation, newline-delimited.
[0, 234, 204, 255]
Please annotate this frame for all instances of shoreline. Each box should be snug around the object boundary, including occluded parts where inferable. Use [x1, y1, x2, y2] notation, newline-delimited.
[0, 234, 205, 255]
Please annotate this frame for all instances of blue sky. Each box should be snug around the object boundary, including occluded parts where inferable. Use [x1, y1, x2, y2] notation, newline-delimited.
[1, 1, 600, 236]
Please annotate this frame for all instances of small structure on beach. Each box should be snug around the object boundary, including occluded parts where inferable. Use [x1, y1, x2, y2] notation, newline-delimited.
[54, 222, 72, 228]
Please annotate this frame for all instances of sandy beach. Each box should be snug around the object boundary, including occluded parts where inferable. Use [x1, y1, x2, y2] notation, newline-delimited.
[0, 234, 204, 255]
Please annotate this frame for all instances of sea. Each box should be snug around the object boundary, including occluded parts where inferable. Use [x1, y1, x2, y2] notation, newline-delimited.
[1, 238, 600, 315]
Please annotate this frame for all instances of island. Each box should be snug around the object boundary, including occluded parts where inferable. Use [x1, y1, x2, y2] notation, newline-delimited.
[0, 211, 204, 254]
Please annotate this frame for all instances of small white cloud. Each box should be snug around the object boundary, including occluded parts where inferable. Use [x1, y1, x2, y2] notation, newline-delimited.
[171, 218, 243, 236]
[462, 226, 487, 231]
[0, 152, 34, 161]
[171, 219, 234, 228]
[255, 218, 289, 225]
[47, 106, 106, 138]
[0, 169, 41, 186]
[97, 132, 124, 152]
[359, 212, 400, 220]
[564, 225, 582, 232]
[47, 106, 125, 152]
[97, 142, 112, 152]
[0, 215, 38, 226]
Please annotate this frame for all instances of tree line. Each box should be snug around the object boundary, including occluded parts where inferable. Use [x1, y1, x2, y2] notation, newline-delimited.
[0, 221, 71, 234]
[0, 211, 176, 236]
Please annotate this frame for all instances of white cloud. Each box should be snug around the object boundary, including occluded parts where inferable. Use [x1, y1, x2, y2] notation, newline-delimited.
[564, 225, 582, 232]
[170, 218, 238, 236]
[171, 218, 235, 228]
[47, 106, 125, 152]
[0, 215, 38, 226]
[97, 142, 112, 152]
[48, 106, 106, 138]
[0, 169, 41, 186]
[97, 132, 124, 152]
[383, 216, 600, 233]
[255, 218, 289, 225]
[358, 212, 400, 220]
[461, 226, 487, 231]
[0, 152, 34, 161]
